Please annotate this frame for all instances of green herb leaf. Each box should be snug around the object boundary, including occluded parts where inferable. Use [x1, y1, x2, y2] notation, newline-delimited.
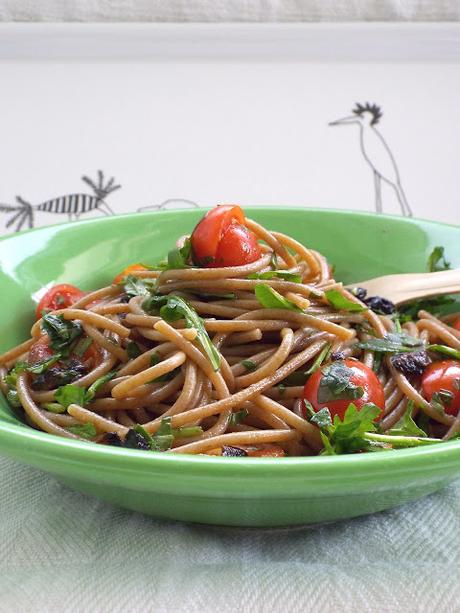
[398, 295, 455, 322]
[305, 344, 332, 376]
[428, 246, 451, 272]
[25, 353, 61, 375]
[185, 291, 236, 301]
[229, 408, 249, 427]
[428, 344, 460, 360]
[247, 271, 302, 283]
[254, 284, 301, 312]
[317, 361, 365, 404]
[42, 402, 66, 414]
[277, 383, 286, 396]
[269, 252, 278, 270]
[41, 314, 83, 352]
[306, 402, 381, 455]
[143, 295, 221, 371]
[54, 384, 86, 409]
[85, 371, 117, 403]
[68, 422, 97, 439]
[165, 238, 192, 270]
[356, 332, 423, 354]
[126, 341, 142, 359]
[6, 389, 21, 408]
[241, 360, 257, 372]
[387, 401, 427, 437]
[122, 275, 157, 297]
[325, 289, 367, 313]
[73, 337, 93, 358]
[172, 426, 203, 438]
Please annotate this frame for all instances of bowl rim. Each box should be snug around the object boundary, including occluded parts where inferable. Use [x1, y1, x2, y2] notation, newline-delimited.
[0, 206, 459, 475]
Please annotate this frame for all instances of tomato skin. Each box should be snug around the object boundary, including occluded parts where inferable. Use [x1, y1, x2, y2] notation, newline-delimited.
[28, 336, 54, 365]
[113, 263, 148, 284]
[302, 358, 385, 421]
[247, 445, 286, 458]
[190, 205, 261, 267]
[211, 222, 262, 267]
[421, 360, 460, 416]
[452, 317, 460, 332]
[35, 284, 84, 320]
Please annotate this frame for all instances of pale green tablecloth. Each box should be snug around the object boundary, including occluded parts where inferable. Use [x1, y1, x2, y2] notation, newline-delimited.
[1, 455, 459, 612]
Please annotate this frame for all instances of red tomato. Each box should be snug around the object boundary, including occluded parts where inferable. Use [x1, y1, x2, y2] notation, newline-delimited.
[421, 360, 460, 416]
[35, 284, 84, 320]
[302, 358, 385, 421]
[28, 336, 54, 365]
[113, 263, 148, 284]
[190, 205, 261, 267]
[452, 317, 460, 331]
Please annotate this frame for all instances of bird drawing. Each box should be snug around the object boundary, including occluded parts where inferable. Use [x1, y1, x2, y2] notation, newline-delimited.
[0, 170, 120, 232]
[137, 199, 200, 213]
[329, 102, 412, 217]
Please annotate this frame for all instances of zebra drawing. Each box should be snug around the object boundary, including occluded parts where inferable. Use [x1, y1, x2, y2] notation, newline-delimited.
[0, 171, 120, 232]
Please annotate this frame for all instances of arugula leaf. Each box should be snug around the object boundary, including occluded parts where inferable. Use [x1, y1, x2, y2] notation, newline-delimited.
[241, 360, 257, 372]
[247, 271, 302, 283]
[317, 361, 364, 404]
[428, 246, 451, 272]
[26, 354, 61, 375]
[41, 314, 83, 352]
[356, 332, 423, 354]
[126, 341, 142, 359]
[68, 423, 97, 439]
[185, 290, 236, 301]
[387, 401, 427, 437]
[165, 238, 192, 270]
[134, 419, 174, 451]
[55, 384, 86, 409]
[398, 295, 455, 322]
[85, 371, 116, 402]
[325, 289, 367, 313]
[6, 389, 21, 408]
[172, 425, 203, 438]
[42, 402, 66, 414]
[254, 284, 301, 312]
[73, 337, 93, 357]
[143, 295, 221, 371]
[428, 344, 460, 360]
[122, 275, 157, 298]
[229, 408, 249, 427]
[269, 252, 278, 270]
[306, 344, 332, 376]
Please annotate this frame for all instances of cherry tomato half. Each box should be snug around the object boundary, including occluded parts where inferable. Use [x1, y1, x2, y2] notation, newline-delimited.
[28, 336, 54, 365]
[35, 284, 84, 320]
[421, 360, 460, 416]
[113, 263, 148, 284]
[302, 358, 385, 421]
[452, 317, 460, 332]
[190, 205, 261, 267]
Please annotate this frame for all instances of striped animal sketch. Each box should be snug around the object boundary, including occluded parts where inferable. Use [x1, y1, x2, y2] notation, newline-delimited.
[0, 171, 120, 232]
[330, 103, 413, 217]
[137, 199, 200, 213]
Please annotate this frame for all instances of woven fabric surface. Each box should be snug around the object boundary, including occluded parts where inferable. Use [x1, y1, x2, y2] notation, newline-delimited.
[0, 0, 460, 22]
[0, 454, 458, 612]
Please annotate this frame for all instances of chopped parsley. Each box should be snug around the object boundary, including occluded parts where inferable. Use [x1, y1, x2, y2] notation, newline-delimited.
[317, 361, 365, 404]
[356, 332, 423, 354]
[241, 360, 257, 372]
[68, 422, 97, 439]
[41, 313, 83, 353]
[229, 408, 249, 427]
[387, 401, 427, 438]
[247, 271, 302, 283]
[428, 246, 451, 272]
[126, 341, 142, 359]
[122, 275, 157, 298]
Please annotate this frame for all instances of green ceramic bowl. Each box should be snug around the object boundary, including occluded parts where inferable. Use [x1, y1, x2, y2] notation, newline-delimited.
[0, 208, 459, 527]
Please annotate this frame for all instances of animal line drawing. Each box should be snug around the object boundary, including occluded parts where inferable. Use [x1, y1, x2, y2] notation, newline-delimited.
[0, 170, 120, 232]
[137, 199, 200, 213]
[329, 103, 413, 217]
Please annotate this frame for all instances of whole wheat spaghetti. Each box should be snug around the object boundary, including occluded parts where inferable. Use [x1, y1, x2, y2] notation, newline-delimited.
[1, 205, 459, 457]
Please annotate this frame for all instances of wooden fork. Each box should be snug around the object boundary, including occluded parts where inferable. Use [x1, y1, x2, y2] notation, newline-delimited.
[352, 269, 460, 305]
